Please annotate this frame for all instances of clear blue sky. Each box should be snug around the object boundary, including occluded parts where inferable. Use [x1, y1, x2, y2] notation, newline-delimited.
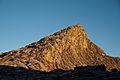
[0, 0, 120, 57]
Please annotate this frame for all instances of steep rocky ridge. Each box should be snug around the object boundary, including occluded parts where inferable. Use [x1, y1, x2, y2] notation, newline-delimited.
[0, 24, 120, 71]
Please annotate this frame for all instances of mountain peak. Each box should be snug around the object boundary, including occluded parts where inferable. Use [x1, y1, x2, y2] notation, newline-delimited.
[0, 24, 120, 72]
[59, 24, 84, 33]
[67, 24, 83, 29]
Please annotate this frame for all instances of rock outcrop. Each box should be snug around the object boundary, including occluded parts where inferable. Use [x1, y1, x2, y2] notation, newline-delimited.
[0, 24, 120, 72]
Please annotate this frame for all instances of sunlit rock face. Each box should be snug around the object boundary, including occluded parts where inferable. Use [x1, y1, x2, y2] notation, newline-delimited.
[0, 24, 120, 71]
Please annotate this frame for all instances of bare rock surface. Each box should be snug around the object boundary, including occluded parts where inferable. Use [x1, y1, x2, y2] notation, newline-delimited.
[0, 24, 120, 72]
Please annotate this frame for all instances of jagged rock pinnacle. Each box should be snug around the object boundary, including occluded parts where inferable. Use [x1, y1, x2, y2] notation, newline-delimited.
[0, 24, 120, 71]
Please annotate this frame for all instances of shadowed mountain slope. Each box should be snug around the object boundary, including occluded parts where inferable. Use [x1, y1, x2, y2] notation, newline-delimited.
[0, 65, 120, 80]
[0, 24, 120, 72]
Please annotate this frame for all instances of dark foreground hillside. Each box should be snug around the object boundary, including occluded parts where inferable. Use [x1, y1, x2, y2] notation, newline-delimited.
[0, 64, 120, 80]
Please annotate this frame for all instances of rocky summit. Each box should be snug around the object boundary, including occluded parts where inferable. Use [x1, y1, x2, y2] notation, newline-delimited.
[0, 24, 120, 80]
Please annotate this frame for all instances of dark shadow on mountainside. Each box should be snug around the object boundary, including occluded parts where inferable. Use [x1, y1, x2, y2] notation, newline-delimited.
[0, 64, 120, 80]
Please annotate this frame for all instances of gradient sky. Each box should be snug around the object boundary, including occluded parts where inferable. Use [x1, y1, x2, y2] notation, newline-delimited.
[0, 0, 120, 57]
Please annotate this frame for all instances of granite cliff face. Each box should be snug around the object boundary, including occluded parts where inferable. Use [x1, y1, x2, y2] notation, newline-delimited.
[0, 24, 120, 72]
